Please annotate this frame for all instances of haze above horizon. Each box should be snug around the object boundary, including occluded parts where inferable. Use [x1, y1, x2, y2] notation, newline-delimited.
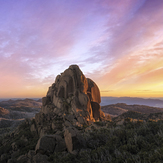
[0, 0, 163, 98]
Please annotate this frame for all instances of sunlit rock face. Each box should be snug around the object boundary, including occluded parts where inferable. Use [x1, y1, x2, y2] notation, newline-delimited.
[41, 65, 105, 124]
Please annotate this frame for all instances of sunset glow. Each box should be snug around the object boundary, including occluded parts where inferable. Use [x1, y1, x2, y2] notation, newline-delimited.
[0, 0, 163, 98]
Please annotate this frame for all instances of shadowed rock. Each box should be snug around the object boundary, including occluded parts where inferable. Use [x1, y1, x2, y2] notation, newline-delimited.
[64, 127, 85, 154]
[35, 135, 66, 154]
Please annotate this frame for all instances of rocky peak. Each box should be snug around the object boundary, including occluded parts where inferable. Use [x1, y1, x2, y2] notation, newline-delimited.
[41, 64, 105, 124]
[30, 65, 107, 157]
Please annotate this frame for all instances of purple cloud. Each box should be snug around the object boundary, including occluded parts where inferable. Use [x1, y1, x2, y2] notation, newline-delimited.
[0, 0, 163, 97]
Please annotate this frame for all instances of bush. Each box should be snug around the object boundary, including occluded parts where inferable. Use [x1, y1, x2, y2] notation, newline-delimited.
[49, 120, 163, 162]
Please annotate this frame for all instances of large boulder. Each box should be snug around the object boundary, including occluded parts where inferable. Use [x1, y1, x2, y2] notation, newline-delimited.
[40, 65, 105, 124]
[35, 134, 66, 154]
[64, 127, 85, 153]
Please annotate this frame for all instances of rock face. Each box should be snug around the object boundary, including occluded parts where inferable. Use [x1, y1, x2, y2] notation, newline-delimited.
[35, 135, 66, 154]
[64, 127, 85, 154]
[41, 65, 105, 123]
[33, 65, 106, 155]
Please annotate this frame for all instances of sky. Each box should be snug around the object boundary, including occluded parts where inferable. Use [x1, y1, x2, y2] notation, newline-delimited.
[0, 0, 163, 98]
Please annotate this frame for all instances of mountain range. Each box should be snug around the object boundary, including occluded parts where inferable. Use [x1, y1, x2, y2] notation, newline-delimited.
[0, 99, 41, 136]
[1, 96, 163, 108]
[101, 96, 163, 107]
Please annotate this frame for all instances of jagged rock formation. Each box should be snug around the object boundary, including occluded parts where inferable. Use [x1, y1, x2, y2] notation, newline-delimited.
[0, 65, 108, 163]
[41, 64, 105, 123]
[33, 65, 105, 155]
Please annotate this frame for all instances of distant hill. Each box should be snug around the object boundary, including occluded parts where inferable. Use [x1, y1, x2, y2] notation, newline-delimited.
[0, 98, 42, 109]
[101, 103, 163, 118]
[0, 98, 42, 120]
[0, 98, 42, 135]
[0, 98, 41, 102]
[113, 110, 163, 122]
[101, 96, 163, 107]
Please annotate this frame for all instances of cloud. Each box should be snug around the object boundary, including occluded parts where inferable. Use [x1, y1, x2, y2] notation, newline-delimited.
[99, 0, 163, 61]
[0, 0, 163, 97]
[98, 40, 163, 97]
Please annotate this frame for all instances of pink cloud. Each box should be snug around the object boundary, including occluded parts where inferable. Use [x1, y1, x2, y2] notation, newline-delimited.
[0, 0, 163, 97]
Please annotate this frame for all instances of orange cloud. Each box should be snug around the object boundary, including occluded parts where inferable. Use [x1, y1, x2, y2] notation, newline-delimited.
[98, 44, 163, 97]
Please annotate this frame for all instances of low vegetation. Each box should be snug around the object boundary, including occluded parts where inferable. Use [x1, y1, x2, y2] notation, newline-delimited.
[49, 119, 163, 163]
[0, 119, 39, 163]
[1, 111, 163, 162]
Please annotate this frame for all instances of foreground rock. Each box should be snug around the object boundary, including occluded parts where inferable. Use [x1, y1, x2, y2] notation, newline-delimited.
[35, 134, 66, 154]
[64, 127, 85, 154]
